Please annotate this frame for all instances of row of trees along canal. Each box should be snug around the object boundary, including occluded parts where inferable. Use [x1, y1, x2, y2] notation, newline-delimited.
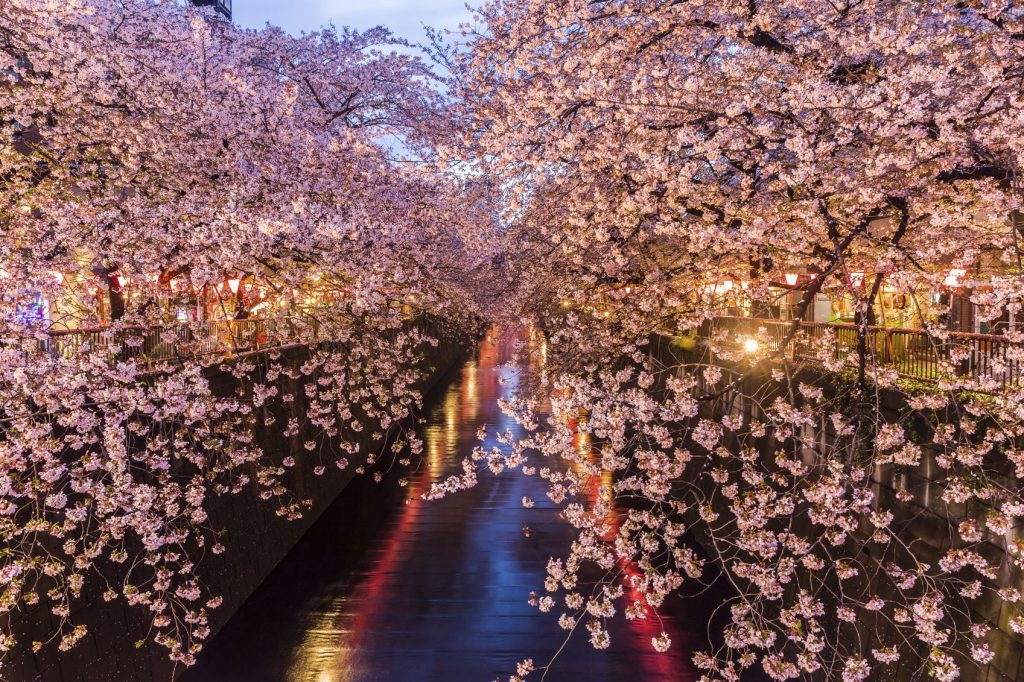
[5, 1, 1024, 681]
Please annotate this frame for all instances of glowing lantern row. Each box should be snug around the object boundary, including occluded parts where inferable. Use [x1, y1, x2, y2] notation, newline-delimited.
[98, 275, 249, 293]
[843, 269, 966, 290]
[703, 280, 755, 295]
[164, 277, 248, 294]
[1, 271, 265, 294]
[707, 276, 809, 292]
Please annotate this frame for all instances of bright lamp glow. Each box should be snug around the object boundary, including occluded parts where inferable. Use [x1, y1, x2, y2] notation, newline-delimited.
[743, 338, 760, 353]
[944, 268, 966, 287]
[227, 278, 241, 294]
[784, 273, 798, 287]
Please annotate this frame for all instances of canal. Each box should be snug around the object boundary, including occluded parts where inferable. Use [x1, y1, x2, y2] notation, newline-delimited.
[184, 332, 727, 681]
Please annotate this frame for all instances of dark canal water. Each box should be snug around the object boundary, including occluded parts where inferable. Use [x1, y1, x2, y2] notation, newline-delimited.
[184, 331, 729, 682]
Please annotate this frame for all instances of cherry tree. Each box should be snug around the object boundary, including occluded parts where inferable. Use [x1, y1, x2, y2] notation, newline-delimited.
[453, 1, 1024, 680]
[0, 0, 487, 668]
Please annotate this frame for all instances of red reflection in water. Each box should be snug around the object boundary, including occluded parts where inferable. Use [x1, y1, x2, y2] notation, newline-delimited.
[292, 333, 509, 676]
[187, 329, 709, 682]
[571, 428, 695, 681]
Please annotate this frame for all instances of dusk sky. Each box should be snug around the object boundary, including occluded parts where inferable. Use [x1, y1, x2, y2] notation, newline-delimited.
[234, 1, 475, 43]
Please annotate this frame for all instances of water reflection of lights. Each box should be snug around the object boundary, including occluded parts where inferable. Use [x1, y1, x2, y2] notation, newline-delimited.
[285, 609, 347, 682]
[445, 390, 457, 432]
[465, 362, 478, 399]
[576, 430, 591, 455]
[426, 425, 444, 479]
[601, 469, 613, 501]
[462, 362, 479, 423]
[285, 460, 435, 681]
[570, 404, 687, 679]
[200, 327, 698, 682]
[444, 390, 459, 457]
[286, 339, 496, 680]
[282, 382, 469, 681]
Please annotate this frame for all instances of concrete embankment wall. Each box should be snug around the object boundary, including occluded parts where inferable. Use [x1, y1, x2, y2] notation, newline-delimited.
[4, 335, 466, 682]
[647, 334, 1024, 682]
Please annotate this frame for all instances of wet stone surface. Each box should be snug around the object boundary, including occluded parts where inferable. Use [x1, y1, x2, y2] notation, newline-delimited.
[184, 332, 728, 682]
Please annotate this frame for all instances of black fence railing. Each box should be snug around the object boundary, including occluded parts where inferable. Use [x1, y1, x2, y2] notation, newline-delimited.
[15, 313, 446, 367]
[713, 317, 1024, 387]
[39, 319, 286, 363]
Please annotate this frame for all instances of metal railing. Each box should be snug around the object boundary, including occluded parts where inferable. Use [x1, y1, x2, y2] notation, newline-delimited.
[713, 317, 1024, 387]
[20, 313, 444, 367]
[36, 319, 290, 364]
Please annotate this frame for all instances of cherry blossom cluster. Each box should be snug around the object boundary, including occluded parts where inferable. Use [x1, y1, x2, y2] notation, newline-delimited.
[0, 0, 486, 669]
[451, 0, 1024, 679]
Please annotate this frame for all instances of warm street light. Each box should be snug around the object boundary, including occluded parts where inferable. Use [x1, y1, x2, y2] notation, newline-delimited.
[944, 268, 967, 287]
[743, 338, 760, 353]
[784, 273, 798, 287]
